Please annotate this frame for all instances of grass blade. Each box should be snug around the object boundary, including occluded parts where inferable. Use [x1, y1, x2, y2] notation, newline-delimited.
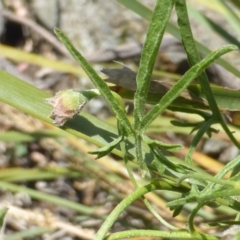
[218, 0, 240, 37]
[0, 181, 96, 215]
[187, 4, 240, 48]
[0, 44, 85, 76]
[0, 70, 121, 152]
[5, 228, 52, 240]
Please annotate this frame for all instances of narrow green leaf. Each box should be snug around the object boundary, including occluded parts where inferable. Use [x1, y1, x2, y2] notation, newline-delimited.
[141, 45, 237, 130]
[0, 130, 66, 142]
[54, 29, 133, 135]
[185, 117, 216, 164]
[5, 228, 52, 240]
[166, 198, 187, 210]
[215, 155, 240, 179]
[176, 0, 240, 148]
[176, 0, 229, 114]
[133, 0, 175, 126]
[143, 135, 183, 152]
[0, 167, 81, 182]
[89, 136, 123, 159]
[170, 121, 201, 128]
[172, 205, 184, 218]
[117, 0, 240, 79]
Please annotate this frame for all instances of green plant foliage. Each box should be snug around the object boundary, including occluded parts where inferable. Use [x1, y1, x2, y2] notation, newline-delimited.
[1, 0, 240, 239]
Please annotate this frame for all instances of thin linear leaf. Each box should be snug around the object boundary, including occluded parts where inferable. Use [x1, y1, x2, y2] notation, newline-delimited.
[54, 29, 133, 135]
[117, 0, 240, 79]
[89, 136, 123, 159]
[176, 0, 229, 111]
[176, 0, 240, 148]
[133, 0, 175, 124]
[202, 155, 240, 195]
[109, 83, 240, 128]
[141, 45, 237, 130]
[143, 135, 183, 152]
[5, 228, 52, 240]
[0, 167, 81, 182]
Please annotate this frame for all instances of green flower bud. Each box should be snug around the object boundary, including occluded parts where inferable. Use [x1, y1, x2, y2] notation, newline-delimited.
[45, 89, 88, 126]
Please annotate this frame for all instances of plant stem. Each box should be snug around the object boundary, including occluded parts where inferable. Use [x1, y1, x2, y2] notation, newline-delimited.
[103, 229, 219, 240]
[95, 180, 186, 240]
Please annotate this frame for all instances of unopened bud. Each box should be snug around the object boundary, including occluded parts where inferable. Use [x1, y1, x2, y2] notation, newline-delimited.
[45, 89, 88, 126]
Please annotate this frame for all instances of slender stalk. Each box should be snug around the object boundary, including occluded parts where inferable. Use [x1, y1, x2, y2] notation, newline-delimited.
[188, 204, 203, 233]
[95, 180, 186, 240]
[120, 141, 178, 230]
[104, 229, 219, 240]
